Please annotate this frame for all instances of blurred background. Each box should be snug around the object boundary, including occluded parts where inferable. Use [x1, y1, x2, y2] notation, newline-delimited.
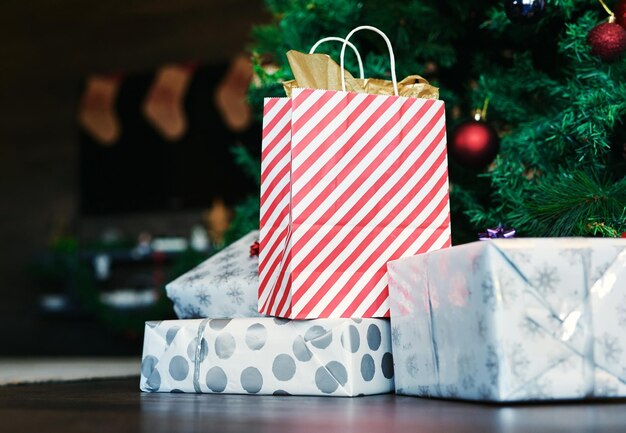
[0, 0, 268, 356]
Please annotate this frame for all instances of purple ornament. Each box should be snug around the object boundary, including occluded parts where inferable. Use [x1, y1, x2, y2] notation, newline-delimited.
[505, 0, 546, 25]
[478, 224, 517, 241]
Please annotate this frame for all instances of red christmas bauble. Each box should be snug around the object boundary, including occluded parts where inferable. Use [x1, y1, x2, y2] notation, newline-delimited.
[616, 0, 626, 28]
[587, 20, 626, 61]
[449, 120, 500, 170]
[449, 120, 500, 169]
[621, 232, 626, 239]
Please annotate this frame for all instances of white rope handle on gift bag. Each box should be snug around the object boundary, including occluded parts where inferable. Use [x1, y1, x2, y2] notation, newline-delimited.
[340, 26, 399, 96]
[309, 37, 365, 79]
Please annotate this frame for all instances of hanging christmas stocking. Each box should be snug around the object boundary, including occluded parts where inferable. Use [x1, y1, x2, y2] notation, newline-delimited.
[78, 74, 122, 145]
[215, 54, 253, 132]
[143, 63, 195, 141]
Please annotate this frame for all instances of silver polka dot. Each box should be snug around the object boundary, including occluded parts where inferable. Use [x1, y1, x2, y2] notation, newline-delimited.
[304, 325, 332, 349]
[273, 390, 291, 396]
[206, 367, 228, 392]
[292, 337, 313, 362]
[241, 367, 263, 393]
[168, 355, 189, 381]
[146, 321, 161, 328]
[209, 319, 232, 330]
[146, 369, 161, 391]
[341, 325, 360, 353]
[187, 337, 209, 362]
[315, 367, 338, 394]
[245, 323, 267, 350]
[327, 361, 347, 386]
[272, 354, 296, 381]
[141, 355, 158, 377]
[382, 352, 394, 379]
[165, 326, 180, 345]
[273, 318, 290, 326]
[361, 354, 375, 381]
[352, 318, 362, 324]
[315, 361, 348, 394]
[367, 324, 382, 351]
[215, 333, 236, 359]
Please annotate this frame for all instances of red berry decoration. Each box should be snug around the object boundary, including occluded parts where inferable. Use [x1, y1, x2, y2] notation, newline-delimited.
[249, 241, 260, 257]
[621, 232, 626, 239]
[587, 17, 626, 61]
[450, 118, 500, 170]
[616, 0, 626, 28]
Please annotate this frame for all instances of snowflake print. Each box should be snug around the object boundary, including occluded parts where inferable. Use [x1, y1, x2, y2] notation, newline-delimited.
[591, 261, 613, 286]
[185, 270, 210, 284]
[522, 378, 551, 400]
[243, 267, 258, 282]
[557, 354, 577, 372]
[477, 318, 488, 340]
[560, 248, 592, 267]
[248, 304, 260, 316]
[391, 326, 402, 346]
[508, 343, 530, 381]
[227, 286, 245, 305]
[406, 355, 419, 378]
[482, 279, 496, 311]
[478, 384, 493, 400]
[461, 374, 475, 391]
[417, 385, 430, 396]
[521, 317, 542, 338]
[445, 384, 459, 397]
[183, 304, 204, 319]
[214, 268, 238, 283]
[221, 306, 237, 318]
[485, 345, 500, 386]
[532, 264, 560, 296]
[601, 333, 623, 364]
[195, 290, 211, 307]
[471, 254, 482, 274]
[214, 250, 238, 264]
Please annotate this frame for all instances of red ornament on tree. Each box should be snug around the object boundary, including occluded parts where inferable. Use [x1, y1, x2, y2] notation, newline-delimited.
[615, 0, 626, 28]
[450, 110, 500, 170]
[587, 16, 626, 61]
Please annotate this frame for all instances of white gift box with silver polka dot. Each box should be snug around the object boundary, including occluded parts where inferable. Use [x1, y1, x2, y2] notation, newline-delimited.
[140, 317, 395, 396]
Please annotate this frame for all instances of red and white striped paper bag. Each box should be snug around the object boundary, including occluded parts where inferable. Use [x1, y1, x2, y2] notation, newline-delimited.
[259, 27, 451, 319]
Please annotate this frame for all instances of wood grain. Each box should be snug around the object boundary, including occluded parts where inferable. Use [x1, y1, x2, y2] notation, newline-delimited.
[1, 378, 626, 432]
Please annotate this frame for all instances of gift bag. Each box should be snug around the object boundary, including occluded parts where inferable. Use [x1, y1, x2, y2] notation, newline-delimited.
[259, 26, 451, 319]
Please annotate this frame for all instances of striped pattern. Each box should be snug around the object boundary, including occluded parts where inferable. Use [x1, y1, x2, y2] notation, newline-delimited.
[259, 89, 451, 319]
[259, 97, 293, 317]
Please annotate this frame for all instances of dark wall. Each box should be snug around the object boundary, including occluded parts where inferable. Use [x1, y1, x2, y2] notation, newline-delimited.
[0, 0, 267, 355]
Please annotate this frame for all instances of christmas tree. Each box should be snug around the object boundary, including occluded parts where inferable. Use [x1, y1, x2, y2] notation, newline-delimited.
[229, 0, 626, 244]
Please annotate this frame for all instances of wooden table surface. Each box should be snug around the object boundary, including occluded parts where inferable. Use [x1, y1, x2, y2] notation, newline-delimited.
[1, 378, 625, 432]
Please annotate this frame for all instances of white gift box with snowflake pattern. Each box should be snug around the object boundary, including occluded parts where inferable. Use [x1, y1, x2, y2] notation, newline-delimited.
[140, 317, 395, 396]
[387, 238, 626, 402]
[166, 231, 262, 319]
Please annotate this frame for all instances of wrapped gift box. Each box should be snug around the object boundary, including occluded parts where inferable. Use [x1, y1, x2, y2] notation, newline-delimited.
[140, 317, 394, 396]
[387, 238, 626, 402]
[166, 231, 262, 319]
